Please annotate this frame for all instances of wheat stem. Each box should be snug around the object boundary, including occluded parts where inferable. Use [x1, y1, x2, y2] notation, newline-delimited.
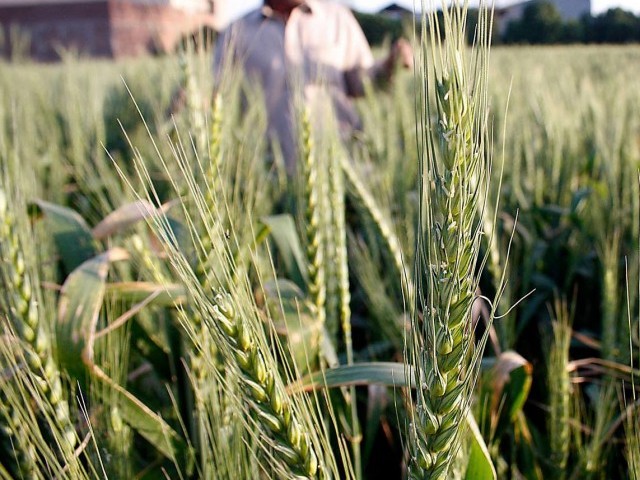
[340, 155, 414, 312]
[330, 149, 362, 478]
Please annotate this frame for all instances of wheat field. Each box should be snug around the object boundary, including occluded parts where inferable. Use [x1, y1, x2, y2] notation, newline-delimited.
[1, 7, 640, 480]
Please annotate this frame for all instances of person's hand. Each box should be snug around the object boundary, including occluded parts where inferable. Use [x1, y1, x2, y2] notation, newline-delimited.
[375, 37, 414, 85]
[391, 38, 413, 70]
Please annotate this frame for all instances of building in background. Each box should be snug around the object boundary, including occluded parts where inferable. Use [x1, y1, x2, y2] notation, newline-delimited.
[377, 2, 415, 20]
[497, 0, 591, 30]
[0, 0, 218, 61]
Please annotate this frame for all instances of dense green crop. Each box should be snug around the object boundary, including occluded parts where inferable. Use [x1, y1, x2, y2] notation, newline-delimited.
[1, 7, 640, 480]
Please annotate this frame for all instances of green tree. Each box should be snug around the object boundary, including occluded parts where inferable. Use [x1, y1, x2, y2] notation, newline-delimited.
[466, 8, 502, 45]
[504, 0, 564, 44]
[560, 18, 586, 43]
[587, 8, 640, 43]
[353, 12, 404, 46]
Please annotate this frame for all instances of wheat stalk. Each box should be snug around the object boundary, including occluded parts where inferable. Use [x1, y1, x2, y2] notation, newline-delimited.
[0, 187, 77, 458]
[329, 145, 363, 478]
[301, 110, 327, 334]
[408, 3, 492, 478]
[625, 406, 640, 480]
[548, 299, 572, 478]
[118, 131, 332, 479]
[340, 155, 414, 312]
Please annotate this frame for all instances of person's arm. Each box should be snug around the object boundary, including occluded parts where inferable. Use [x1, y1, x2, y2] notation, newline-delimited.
[369, 38, 413, 87]
[342, 10, 413, 98]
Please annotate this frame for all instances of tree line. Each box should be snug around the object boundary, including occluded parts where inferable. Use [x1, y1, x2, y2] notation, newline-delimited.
[503, 1, 640, 44]
[355, 2, 640, 46]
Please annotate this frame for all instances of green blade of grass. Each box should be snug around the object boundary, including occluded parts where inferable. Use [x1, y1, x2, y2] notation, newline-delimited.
[55, 247, 188, 465]
[292, 362, 496, 479]
[288, 362, 415, 393]
[31, 199, 98, 273]
[465, 412, 498, 480]
[105, 281, 187, 306]
[261, 214, 309, 291]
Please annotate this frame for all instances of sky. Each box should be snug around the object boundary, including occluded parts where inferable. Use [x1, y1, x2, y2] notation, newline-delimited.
[223, 0, 640, 23]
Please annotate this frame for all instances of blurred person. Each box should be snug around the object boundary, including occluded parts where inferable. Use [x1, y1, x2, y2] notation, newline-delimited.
[214, 0, 413, 174]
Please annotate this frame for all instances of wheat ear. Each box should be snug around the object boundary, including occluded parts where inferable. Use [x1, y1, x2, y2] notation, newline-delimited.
[0, 189, 76, 449]
[301, 110, 327, 332]
[0, 188, 77, 454]
[204, 291, 322, 478]
[409, 4, 492, 478]
[548, 299, 571, 478]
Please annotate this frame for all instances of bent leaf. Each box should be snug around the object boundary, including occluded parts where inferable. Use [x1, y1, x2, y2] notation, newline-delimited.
[90, 364, 189, 467]
[92, 200, 175, 240]
[479, 350, 533, 439]
[492, 350, 532, 423]
[261, 214, 308, 291]
[57, 248, 128, 378]
[288, 362, 415, 393]
[32, 199, 97, 273]
[465, 411, 497, 480]
[105, 281, 187, 306]
[56, 249, 188, 465]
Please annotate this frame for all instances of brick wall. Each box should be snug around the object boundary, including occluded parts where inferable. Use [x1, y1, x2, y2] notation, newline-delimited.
[0, 0, 216, 61]
[108, 0, 215, 56]
[0, 1, 112, 60]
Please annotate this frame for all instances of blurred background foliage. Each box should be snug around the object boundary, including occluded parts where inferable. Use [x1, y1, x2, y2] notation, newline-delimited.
[354, 2, 640, 46]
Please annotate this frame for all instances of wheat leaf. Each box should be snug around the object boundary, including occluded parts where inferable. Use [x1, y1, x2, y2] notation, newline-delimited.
[288, 362, 415, 393]
[92, 199, 175, 240]
[105, 281, 187, 306]
[31, 199, 98, 273]
[89, 363, 190, 467]
[261, 214, 309, 291]
[56, 248, 128, 377]
[465, 412, 497, 480]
